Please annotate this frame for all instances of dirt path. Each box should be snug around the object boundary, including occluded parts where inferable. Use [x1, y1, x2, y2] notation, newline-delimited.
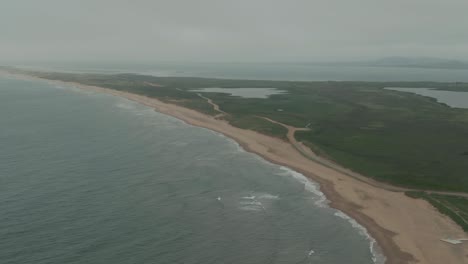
[196, 93, 227, 119]
[259, 116, 468, 198]
[5, 70, 468, 264]
[431, 197, 468, 226]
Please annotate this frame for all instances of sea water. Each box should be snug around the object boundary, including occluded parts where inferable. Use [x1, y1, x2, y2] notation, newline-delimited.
[16, 62, 468, 82]
[0, 76, 384, 264]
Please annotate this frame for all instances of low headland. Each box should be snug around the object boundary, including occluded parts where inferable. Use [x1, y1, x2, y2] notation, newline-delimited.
[1, 68, 467, 264]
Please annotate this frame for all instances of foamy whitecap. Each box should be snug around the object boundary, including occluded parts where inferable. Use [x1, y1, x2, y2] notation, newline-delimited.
[98, 88, 383, 263]
[53, 84, 68, 90]
[87, 81, 384, 263]
[256, 193, 279, 200]
[239, 205, 263, 211]
[240, 201, 263, 206]
[277, 166, 328, 207]
[7, 74, 386, 263]
[116, 102, 136, 110]
[170, 141, 189, 147]
[112, 100, 182, 129]
[334, 211, 387, 264]
[225, 136, 245, 153]
[201, 130, 246, 154]
[277, 166, 385, 263]
[239, 194, 268, 211]
[51, 83, 95, 95]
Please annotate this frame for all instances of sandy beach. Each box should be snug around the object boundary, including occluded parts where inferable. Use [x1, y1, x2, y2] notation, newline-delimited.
[3, 71, 467, 264]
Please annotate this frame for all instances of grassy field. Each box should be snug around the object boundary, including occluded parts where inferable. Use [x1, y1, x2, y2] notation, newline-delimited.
[406, 192, 468, 232]
[9, 69, 467, 231]
[18, 70, 468, 193]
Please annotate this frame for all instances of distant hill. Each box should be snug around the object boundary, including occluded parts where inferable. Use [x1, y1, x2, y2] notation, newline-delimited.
[369, 57, 468, 69]
[312, 57, 468, 70]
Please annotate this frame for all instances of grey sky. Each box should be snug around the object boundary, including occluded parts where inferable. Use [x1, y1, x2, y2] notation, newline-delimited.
[2, 0, 468, 62]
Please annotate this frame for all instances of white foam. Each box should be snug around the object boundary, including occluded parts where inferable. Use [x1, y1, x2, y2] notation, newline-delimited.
[334, 211, 387, 264]
[52, 84, 68, 90]
[49, 82, 97, 95]
[276, 166, 385, 263]
[277, 166, 328, 207]
[239, 205, 263, 211]
[54, 80, 384, 262]
[240, 201, 263, 206]
[66, 86, 382, 262]
[239, 194, 267, 212]
[112, 99, 183, 128]
[257, 193, 279, 200]
[116, 101, 136, 110]
[43, 76, 385, 262]
[230, 138, 245, 153]
[171, 141, 189, 147]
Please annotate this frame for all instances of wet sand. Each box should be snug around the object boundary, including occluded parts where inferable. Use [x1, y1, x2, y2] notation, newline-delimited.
[3, 71, 468, 264]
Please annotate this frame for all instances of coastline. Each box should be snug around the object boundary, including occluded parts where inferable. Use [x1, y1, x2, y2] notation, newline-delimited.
[3, 71, 467, 264]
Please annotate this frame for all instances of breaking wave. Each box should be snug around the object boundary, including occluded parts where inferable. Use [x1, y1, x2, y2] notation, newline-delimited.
[334, 211, 387, 264]
[277, 166, 328, 207]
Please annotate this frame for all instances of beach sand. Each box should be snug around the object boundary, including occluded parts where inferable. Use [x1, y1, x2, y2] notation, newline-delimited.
[3, 72, 468, 264]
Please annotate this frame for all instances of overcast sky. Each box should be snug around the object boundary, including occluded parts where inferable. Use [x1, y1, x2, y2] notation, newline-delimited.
[2, 0, 468, 63]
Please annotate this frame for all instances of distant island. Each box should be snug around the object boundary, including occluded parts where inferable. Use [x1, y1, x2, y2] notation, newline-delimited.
[314, 56, 468, 70]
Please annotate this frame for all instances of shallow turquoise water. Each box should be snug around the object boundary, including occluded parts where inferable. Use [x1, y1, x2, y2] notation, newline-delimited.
[0, 77, 382, 264]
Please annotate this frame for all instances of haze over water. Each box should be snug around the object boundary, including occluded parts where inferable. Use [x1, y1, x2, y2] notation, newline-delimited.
[0, 77, 382, 264]
[16, 62, 468, 82]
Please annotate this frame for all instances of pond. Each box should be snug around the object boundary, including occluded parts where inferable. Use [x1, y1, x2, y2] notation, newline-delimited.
[386, 87, 468, 109]
[191, 87, 287, 99]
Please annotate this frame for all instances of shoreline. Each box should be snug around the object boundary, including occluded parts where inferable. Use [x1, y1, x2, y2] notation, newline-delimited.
[2, 71, 467, 264]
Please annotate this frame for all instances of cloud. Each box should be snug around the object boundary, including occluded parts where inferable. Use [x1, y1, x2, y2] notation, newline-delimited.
[1, 0, 468, 62]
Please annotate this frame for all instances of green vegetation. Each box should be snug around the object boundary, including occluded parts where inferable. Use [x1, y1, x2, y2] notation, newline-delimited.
[406, 192, 468, 232]
[224, 115, 288, 140]
[19, 70, 468, 193]
[10, 68, 467, 230]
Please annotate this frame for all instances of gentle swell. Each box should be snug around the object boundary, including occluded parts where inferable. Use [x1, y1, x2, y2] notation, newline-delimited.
[334, 211, 387, 264]
[278, 166, 386, 264]
[66, 80, 386, 264]
[278, 166, 328, 207]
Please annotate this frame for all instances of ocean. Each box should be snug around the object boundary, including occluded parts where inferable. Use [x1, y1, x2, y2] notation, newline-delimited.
[0, 76, 384, 263]
[15, 62, 468, 82]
